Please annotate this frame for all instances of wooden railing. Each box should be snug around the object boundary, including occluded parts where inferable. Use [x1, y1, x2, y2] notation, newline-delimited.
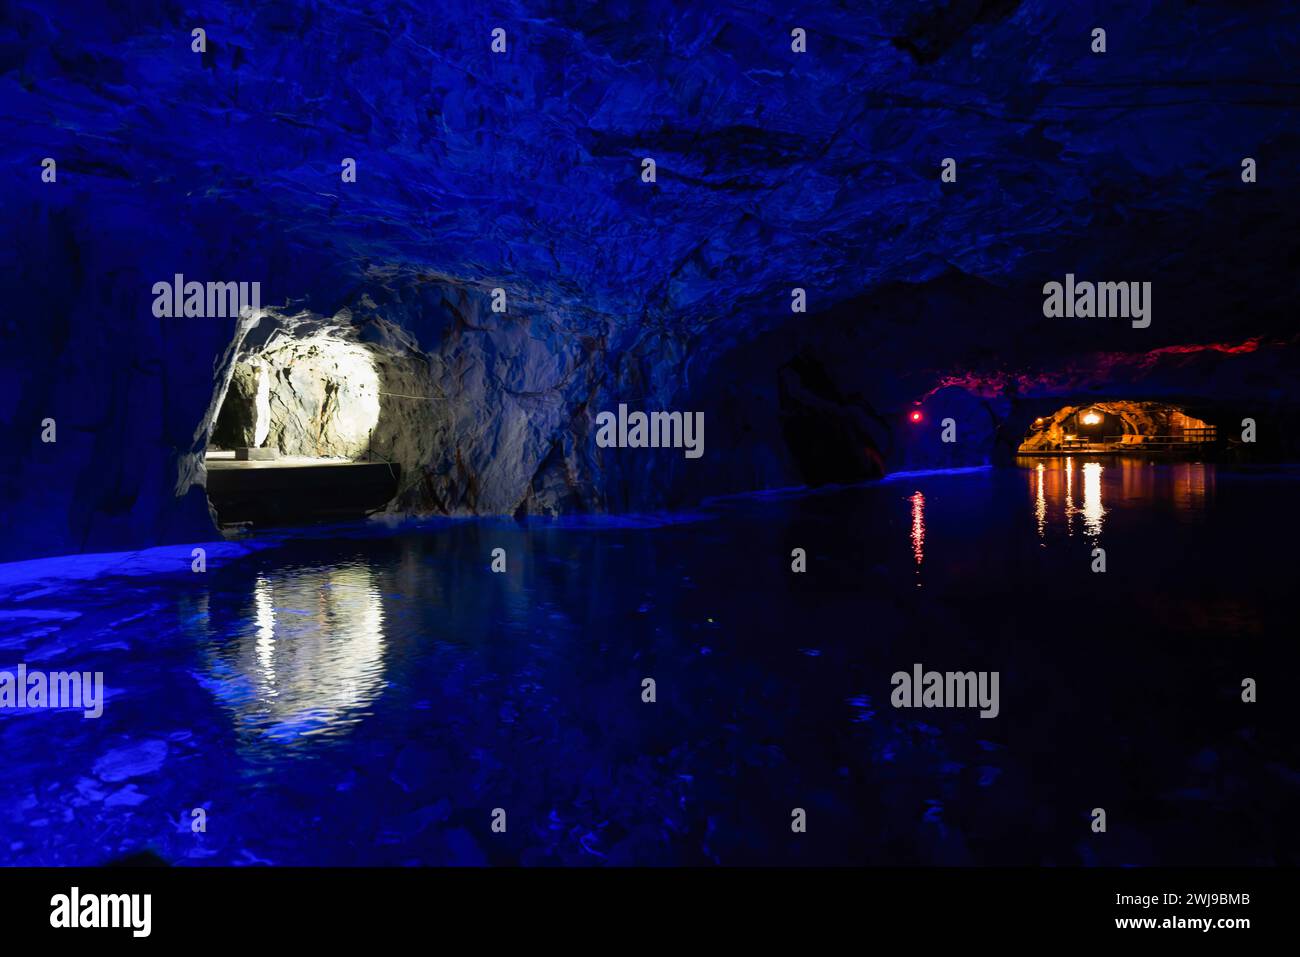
[1060, 426, 1217, 450]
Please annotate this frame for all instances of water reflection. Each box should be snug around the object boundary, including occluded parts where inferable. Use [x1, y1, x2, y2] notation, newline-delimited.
[1020, 456, 1214, 539]
[1029, 456, 1102, 539]
[2, 459, 1278, 867]
[1171, 462, 1212, 519]
[909, 491, 925, 580]
[201, 563, 388, 746]
[1035, 463, 1047, 538]
[1064, 458, 1074, 536]
[1081, 461, 1105, 538]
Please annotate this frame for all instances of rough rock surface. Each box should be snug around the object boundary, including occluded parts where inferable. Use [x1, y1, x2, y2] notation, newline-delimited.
[1018, 401, 1209, 452]
[2, 1, 1298, 560]
[210, 361, 266, 450]
[258, 332, 378, 460]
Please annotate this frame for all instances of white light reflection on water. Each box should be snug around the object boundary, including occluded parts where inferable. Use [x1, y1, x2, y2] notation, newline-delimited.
[201, 564, 388, 746]
[1081, 461, 1105, 538]
[1064, 457, 1075, 536]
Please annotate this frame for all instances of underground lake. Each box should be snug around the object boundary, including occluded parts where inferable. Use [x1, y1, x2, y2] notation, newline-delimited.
[0, 459, 1292, 867]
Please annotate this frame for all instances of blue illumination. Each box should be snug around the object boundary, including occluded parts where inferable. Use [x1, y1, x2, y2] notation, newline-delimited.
[0, 464, 1293, 865]
[0, 1, 1297, 869]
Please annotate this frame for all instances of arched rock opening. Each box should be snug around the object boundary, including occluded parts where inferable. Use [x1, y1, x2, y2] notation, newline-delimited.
[1018, 401, 1216, 454]
[199, 310, 440, 526]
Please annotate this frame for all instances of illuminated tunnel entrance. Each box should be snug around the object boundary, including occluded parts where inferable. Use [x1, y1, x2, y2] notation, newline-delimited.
[1018, 401, 1217, 455]
[203, 322, 410, 527]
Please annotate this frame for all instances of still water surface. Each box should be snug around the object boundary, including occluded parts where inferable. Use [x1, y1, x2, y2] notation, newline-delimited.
[1, 460, 1294, 865]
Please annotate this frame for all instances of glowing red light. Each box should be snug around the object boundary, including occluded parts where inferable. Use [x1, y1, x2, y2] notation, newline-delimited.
[910, 411, 923, 423]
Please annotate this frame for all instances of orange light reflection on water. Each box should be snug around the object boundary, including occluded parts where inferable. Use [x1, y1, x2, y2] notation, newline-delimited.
[1021, 456, 1214, 540]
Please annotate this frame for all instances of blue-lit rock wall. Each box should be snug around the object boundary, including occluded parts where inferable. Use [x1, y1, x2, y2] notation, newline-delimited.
[2, 1, 1298, 560]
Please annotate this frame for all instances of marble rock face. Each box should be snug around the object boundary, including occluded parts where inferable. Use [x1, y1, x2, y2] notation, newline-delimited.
[211, 361, 267, 450]
[1, 1, 1297, 560]
[258, 336, 379, 461]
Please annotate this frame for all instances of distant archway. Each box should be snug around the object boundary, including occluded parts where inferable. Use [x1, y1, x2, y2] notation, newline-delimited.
[1018, 401, 1216, 454]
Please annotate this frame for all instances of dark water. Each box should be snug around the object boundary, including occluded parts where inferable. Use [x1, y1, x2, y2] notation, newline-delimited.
[1, 460, 1296, 866]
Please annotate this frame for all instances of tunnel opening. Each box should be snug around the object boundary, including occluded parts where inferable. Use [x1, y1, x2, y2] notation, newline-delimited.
[1017, 401, 1217, 455]
[203, 325, 403, 527]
